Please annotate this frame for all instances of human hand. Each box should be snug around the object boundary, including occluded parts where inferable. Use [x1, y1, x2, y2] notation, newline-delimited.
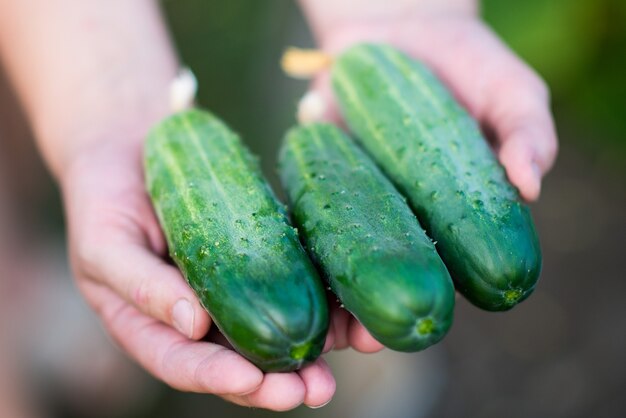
[60, 139, 336, 410]
[299, 0, 558, 201]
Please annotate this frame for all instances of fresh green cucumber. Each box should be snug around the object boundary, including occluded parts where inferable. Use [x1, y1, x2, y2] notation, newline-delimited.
[332, 43, 542, 311]
[144, 109, 329, 372]
[279, 123, 455, 351]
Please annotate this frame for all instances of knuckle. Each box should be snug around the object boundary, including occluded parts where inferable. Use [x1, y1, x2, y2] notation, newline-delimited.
[160, 339, 190, 389]
[131, 275, 153, 311]
[498, 67, 549, 103]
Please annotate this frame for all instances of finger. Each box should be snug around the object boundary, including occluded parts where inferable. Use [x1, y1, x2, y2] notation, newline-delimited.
[297, 358, 336, 408]
[76, 239, 210, 340]
[224, 373, 307, 412]
[330, 305, 351, 350]
[91, 286, 263, 395]
[416, 23, 558, 201]
[488, 91, 558, 201]
[323, 318, 335, 353]
[474, 49, 557, 201]
[64, 143, 210, 339]
[497, 127, 547, 201]
[348, 317, 385, 353]
[471, 40, 558, 170]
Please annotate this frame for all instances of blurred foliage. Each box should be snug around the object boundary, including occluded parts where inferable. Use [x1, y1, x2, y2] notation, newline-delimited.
[484, 0, 626, 155]
[162, 0, 280, 127]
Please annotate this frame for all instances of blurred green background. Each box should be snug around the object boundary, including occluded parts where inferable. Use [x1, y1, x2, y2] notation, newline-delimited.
[0, 0, 624, 417]
[164, 0, 626, 172]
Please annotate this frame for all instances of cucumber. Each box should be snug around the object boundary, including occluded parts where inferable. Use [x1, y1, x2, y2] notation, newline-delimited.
[332, 43, 542, 311]
[279, 123, 455, 351]
[144, 109, 329, 372]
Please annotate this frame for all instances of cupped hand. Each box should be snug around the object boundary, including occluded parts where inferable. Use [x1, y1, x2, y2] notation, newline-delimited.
[60, 139, 336, 410]
[305, 13, 558, 201]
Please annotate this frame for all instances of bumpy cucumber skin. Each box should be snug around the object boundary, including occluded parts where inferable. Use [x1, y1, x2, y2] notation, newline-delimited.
[332, 44, 542, 311]
[144, 109, 329, 372]
[279, 123, 455, 351]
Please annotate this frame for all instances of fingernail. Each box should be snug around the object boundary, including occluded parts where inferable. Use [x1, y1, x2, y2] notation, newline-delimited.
[172, 299, 194, 338]
[308, 398, 332, 409]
